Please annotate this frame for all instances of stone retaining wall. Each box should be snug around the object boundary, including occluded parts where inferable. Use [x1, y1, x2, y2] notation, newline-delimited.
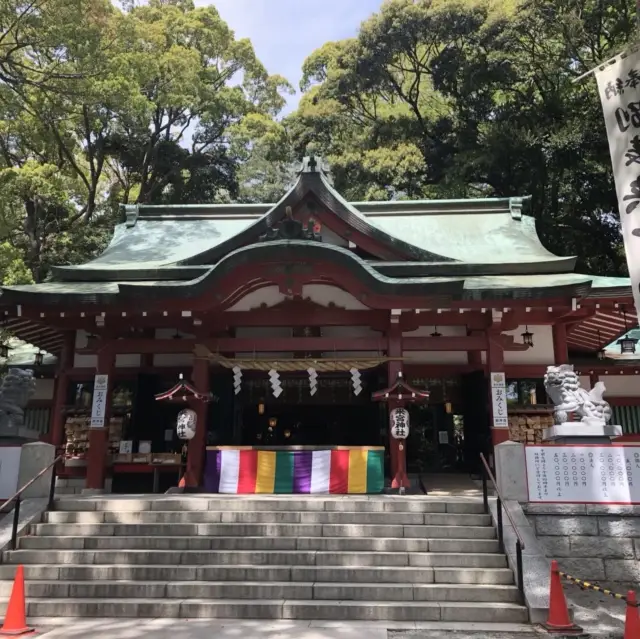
[525, 504, 640, 584]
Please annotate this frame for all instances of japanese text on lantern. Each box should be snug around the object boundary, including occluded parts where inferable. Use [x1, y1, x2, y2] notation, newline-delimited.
[490, 372, 508, 428]
[595, 55, 640, 325]
[90, 374, 109, 428]
[526, 445, 640, 504]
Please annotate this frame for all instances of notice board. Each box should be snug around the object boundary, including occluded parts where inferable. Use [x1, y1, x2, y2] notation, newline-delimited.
[525, 445, 640, 504]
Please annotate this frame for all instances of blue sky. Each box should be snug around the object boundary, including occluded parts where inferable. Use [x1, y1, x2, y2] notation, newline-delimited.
[205, 0, 384, 114]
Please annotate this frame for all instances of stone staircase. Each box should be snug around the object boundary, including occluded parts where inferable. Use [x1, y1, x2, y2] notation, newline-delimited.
[0, 495, 529, 623]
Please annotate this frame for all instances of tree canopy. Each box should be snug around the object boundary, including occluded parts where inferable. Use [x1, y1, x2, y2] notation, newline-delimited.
[287, 0, 636, 274]
[0, 0, 634, 283]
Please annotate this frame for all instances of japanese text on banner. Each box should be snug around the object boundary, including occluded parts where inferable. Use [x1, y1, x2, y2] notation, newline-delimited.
[490, 372, 508, 429]
[90, 374, 109, 428]
[595, 53, 640, 324]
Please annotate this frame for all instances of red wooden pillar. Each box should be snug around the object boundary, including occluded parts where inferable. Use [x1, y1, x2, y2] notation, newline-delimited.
[387, 323, 409, 489]
[85, 349, 114, 491]
[552, 323, 568, 365]
[49, 331, 75, 448]
[186, 358, 209, 488]
[487, 332, 509, 446]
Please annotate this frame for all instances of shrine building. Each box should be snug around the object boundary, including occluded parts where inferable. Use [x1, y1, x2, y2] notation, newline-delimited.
[0, 157, 638, 493]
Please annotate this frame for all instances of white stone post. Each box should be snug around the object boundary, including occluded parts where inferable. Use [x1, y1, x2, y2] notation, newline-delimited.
[495, 440, 528, 502]
[17, 442, 55, 499]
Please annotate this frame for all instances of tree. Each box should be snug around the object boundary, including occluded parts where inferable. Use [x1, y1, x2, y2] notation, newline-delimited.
[288, 0, 637, 274]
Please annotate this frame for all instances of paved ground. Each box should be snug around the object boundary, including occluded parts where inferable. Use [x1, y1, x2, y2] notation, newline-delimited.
[29, 620, 539, 639]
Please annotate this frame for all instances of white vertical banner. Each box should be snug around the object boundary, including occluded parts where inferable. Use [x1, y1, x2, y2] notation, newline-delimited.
[596, 52, 640, 324]
[90, 374, 109, 428]
[490, 372, 508, 429]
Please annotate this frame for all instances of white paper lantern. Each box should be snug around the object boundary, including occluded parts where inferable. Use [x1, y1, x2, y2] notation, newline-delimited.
[176, 408, 197, 440]
[390, 407, 410, 440]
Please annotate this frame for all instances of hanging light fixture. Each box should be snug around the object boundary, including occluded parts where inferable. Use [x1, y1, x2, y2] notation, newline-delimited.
[430, 326, 442, 337]
[521, 326, 534, 347]
[618, 306, 638, 355]
[173, 329, 181, 339]
[597, 329, 607, 361]
[258, 400, 265, 415]
[34, 351, 44, 367]
[0, 344, 9, 359]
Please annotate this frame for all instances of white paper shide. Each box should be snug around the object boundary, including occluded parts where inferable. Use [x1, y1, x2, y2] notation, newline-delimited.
[490, 372, 508, 429]
[596, 52, 640, 324]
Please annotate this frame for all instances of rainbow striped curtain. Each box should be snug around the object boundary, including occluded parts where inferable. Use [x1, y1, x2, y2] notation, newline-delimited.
[204, 448, 384, 494]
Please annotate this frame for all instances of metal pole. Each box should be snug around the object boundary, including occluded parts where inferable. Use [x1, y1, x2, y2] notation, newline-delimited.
[152, 467, 160, 494]
[10, 498, 20, 551]
[516, 539, 524, 599]
[496, 496, 504, 553]
[48, 460, 57, 511]
[482, 466, 489, 514]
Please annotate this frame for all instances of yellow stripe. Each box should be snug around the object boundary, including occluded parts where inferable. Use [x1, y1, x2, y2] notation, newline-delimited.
[347, 449, 368, 494]
[255, 451, 276, 493]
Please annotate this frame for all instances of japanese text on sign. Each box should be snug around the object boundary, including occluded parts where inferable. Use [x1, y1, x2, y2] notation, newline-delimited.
[526, 445, 640, 504]
[595, 53, 640, 325]
[490, 372, 508, 429]
[90, 374, 109, 428]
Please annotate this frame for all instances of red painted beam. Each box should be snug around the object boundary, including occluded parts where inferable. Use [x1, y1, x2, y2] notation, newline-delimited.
[80, 335, 494, 354]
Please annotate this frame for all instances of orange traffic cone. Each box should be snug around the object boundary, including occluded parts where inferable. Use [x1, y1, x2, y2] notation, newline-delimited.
[0, 565, 32, 636]
[624, 590, 640, 639]
[543, 560, 584, 635]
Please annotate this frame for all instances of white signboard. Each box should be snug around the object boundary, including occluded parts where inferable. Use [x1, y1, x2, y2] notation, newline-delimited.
[490, 372, 508, 428]
[596, 53, 640, 323]
[90, 374, 109, 428]
[526, 445, 640, 504]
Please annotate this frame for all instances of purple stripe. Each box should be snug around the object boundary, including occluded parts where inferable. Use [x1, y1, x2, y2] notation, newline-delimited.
[293, 451, 313, 494]
[203, 451, 221, 493]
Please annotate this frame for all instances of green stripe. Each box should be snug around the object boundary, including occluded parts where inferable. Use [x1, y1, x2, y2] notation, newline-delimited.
[366, 450, 384, 494]
[274, 451, 294, 494]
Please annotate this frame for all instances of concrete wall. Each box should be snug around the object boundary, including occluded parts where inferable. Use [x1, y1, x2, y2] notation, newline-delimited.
[525, 504, 640, 584]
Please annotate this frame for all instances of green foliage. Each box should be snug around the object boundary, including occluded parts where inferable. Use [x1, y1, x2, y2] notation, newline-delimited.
[288, 0, 637, 274]
[0, 0, 291, 281]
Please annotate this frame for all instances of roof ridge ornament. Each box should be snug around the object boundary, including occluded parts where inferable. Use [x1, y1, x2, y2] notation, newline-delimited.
[298, 155, 334, 184]
[508, 195, 531, 220]
[119, 204, 139, 228]
[259, 206, 322, 242]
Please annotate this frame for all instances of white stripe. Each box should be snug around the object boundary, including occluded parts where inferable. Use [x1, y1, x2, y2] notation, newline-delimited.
[310, 450, 331, 494]
[218, 450, 240, 494]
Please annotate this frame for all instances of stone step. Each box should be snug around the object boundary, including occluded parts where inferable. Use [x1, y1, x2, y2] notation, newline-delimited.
[44, 510, 492, 526]
[0, 597, 528, 622]
[30, 522, 496, 539]
[54, 497, 486, 515]
[0, 564, 514, 584]
[16, 536, 505, 560]
[0, 580, 521, 602]
[2, 549, 508, 569]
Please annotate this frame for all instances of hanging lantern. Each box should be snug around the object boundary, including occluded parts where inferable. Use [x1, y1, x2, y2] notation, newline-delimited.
[597, 329, 607, 360]
[618, 306, 638, 354]
[258, 401, 265, 415]
[521, 326, 534, 347]
[176, 408, 197, 440]
[445, 402, 452, 414]
[34, 351, 44, 367]
[390, 407, 410, 439]
[0, 344, 9, 359]
[430, 327, 442, 338]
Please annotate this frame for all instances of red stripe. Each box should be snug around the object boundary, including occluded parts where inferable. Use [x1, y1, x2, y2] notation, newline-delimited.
[329, 450, 349, 494]
[237, 450, 258, 493]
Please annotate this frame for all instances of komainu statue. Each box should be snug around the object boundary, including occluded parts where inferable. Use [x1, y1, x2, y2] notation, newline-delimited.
[0, 368, 36, 429]
[544, 364, 612, 427]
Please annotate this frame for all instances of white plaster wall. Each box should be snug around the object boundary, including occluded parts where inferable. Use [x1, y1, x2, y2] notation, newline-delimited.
[227, 286, 285, 312]
[153, 354, 193, 367]
[302, 285, 369, 310]
[580, 375, 592, 390]
[32, 378, 54, 401]
[73, 330, 96, 369]
[116, 354, 141, 368]
[320, 226, 348, 247]
[598, 375, 640, 397]
[402, 325, 468, 364]
[504, 325, 554, 365]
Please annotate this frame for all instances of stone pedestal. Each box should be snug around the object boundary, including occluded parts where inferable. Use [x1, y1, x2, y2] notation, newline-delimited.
[542, 423, 622, 444]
